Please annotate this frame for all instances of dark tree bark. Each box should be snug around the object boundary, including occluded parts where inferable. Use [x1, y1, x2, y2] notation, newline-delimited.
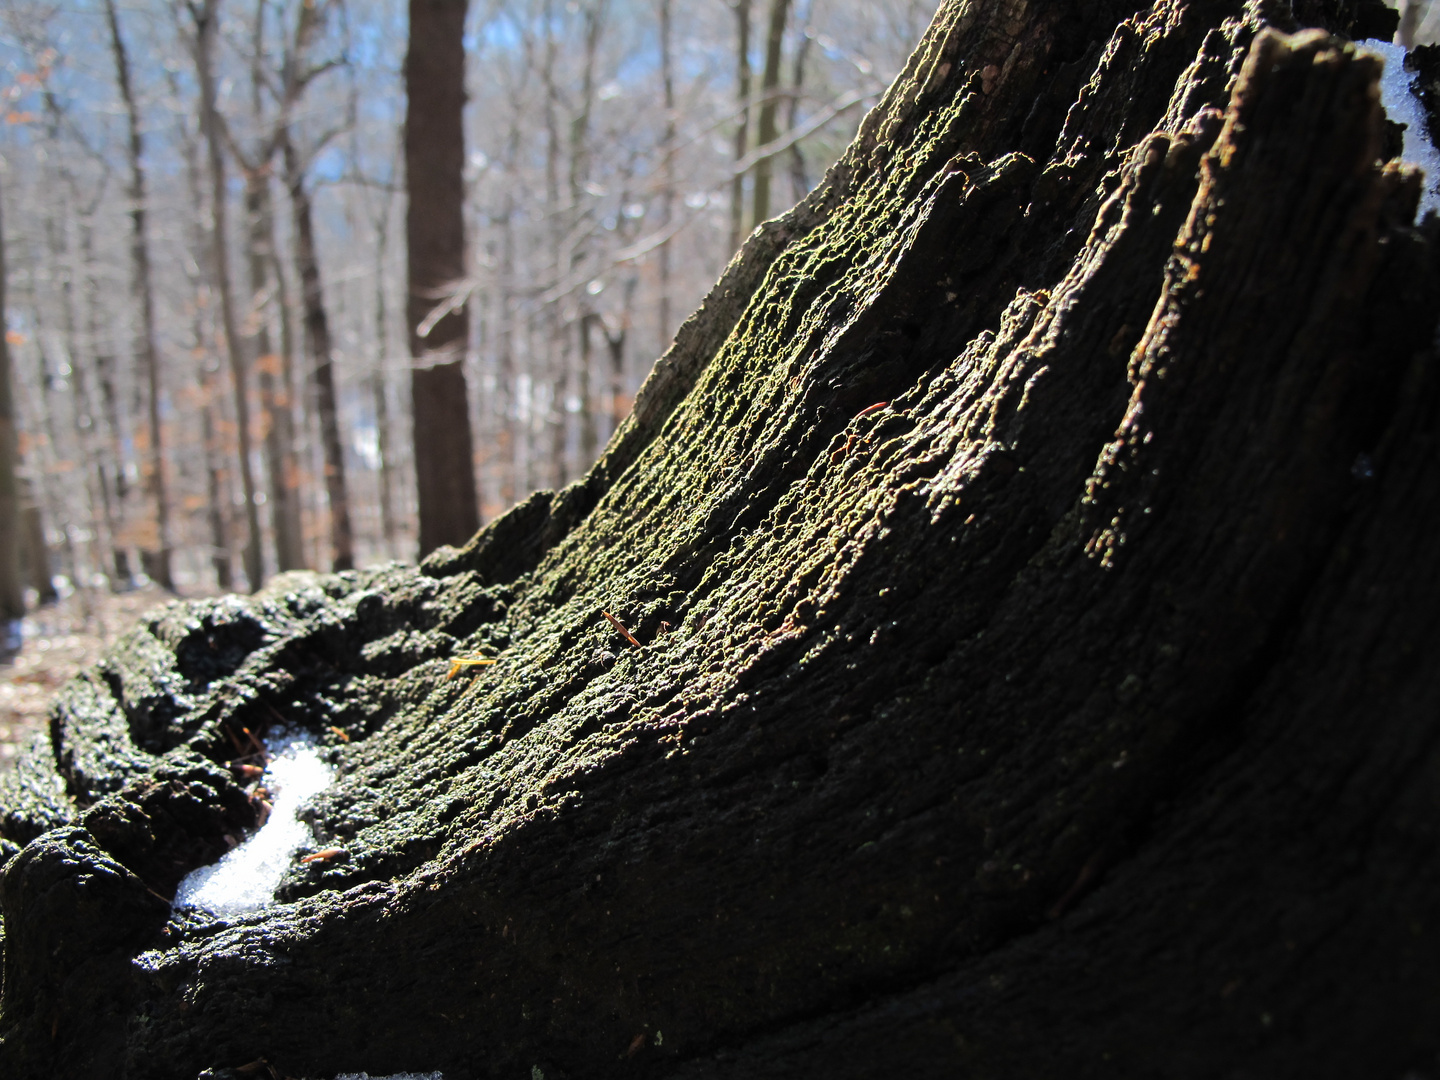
[6, 4, 1440, 1080]
[406, 0, 481, 557]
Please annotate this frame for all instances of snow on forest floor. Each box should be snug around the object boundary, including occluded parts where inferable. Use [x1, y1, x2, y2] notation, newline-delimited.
[0, 585, 191, 772]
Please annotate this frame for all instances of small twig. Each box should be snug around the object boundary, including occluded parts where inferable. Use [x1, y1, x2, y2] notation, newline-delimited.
[447, 652, 499, 681]
[240, 726, 266, 757]
[602, 610, 642, 649]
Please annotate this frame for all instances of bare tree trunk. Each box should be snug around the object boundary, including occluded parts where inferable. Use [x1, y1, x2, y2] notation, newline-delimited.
[21, 292, 70, 604]
[787, 4, 812, 203]
[173, 58, 236, 592]
[270, 233, 306, 563]
[604, 313, 627, 435]
[92, 347, 133, 588]
[19, 478, 53, 605]
[105, 0, 174, 591]
[282, 134, 354, 572]
[200, 367, 234, 592]
[579, 313, 599, 468]
[372, 195, 398, 558]
[70, 219, 118, 604]
[191, 0, 265, 592]
[0, 175, 22, 624]
[497, 194, 517, 507]
[569, 0, 607, 481]
[543, 0, 566, 492]
[751, 0, 792, 227]
[657, 0, 676, 349]
[729, 0, 752, 254]
[74, 202, 129, 593]
[406, 0, 480, 556]
[246, 171, 308, 573]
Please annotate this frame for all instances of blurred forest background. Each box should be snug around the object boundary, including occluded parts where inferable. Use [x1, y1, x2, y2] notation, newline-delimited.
[0, 0, 935, 614]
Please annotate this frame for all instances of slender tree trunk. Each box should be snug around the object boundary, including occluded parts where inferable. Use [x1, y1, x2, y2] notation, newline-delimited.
[604, 316, 626, 436]
[658, 0, 676, 349]
[106, 0, 174, 591]
[579, 313, 599, 467]
[568, 1, 606, 480]
[246, 171, 308, 573]
[406, 0, 480, 556]
[173, 61, 236, 592]
[70, 226, 116, 600]
[751, 0, 792, 227]
[19, 478, 54, 605]
[0, 176, 22, 624]
[269, 233, 305, 556]
[372, 195, 398, 558]
[787, 6, 812, 203]
[497, 194, 517, 507]
[282, 134, 354, 572]
[75, 206, 128, 593]
[543, 0, 566, 491]
[200, 367, 234, 592]
[729, 0, 753, 254]
[192, 0, 264, 592]
[21, 294, 68, 605]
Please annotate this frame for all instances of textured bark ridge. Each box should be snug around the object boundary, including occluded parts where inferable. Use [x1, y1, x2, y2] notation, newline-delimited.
[3, 1, 1439, 1077]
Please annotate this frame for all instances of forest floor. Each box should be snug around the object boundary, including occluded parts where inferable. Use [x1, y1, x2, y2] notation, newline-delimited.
[0, 585, 192, 772]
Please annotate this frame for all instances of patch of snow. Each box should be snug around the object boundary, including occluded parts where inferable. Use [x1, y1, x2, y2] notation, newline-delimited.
[1362, 39, 1440, 216]
[173, 729, 334, 916]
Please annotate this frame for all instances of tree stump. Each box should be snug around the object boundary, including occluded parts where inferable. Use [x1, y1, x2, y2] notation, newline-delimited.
[3, 0, 1438, 1076]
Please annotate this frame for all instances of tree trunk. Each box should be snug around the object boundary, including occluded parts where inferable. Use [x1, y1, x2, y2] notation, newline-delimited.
[786, 6, 811, 203]
[370, 176, 400, 559]
[6, 4, 1440, 1080]
[750, 0, 791, 227]
[579, 313, 600, 468]
[658, 0, 677, 350]
[17, 478, 54, 606]
[373, 340, 399, 562]
[283, 133, 355, 573]
[406, 0, 480, 557]
[105, 0, 174, 593]
[729, 0, 752, 254]
[92, 343, 134, 589]
[0, 175, 22, 624]
[246, 171, 308, 574]
[192, 0, 265, 593]
[268, 227, 309, 568]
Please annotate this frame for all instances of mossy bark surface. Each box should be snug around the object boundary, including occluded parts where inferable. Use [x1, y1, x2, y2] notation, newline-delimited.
[4, 0, 1440, 1077]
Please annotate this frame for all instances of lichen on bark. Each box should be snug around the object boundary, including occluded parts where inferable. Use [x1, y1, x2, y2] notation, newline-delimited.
[3, 0, 1439, 1077]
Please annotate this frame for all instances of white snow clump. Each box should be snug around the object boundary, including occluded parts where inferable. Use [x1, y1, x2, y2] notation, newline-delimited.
[172, 728, 335, 916]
